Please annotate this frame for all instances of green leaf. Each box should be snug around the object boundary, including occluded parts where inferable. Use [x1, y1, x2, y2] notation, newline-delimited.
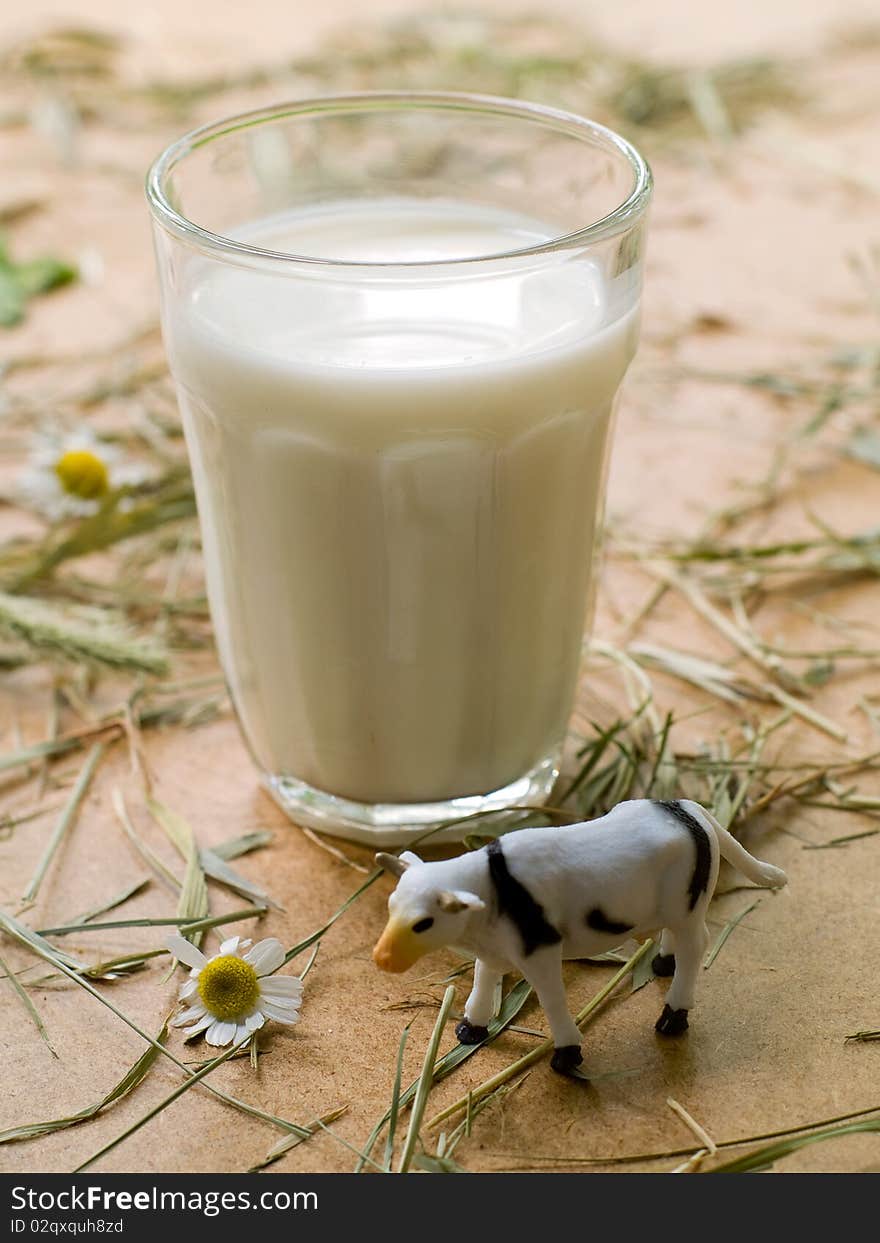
[712, 1117, 880, 1173]
[558, 1064, 592, 1081]
[0, 906, 88, 972]
[62, 876, 151, 926]
[0, 268, 25, 326]
[22, 743, 106, 905]
[0, 237, 77, 328]
[398, 985, 457, 1173]
[704, 898, 761, 969]
[848, 427, 880, 471]
[39, 904, 264, 938]
[0, 949, 58, 1058]
[631, 938, 657, 991]
[413, 1152, 469, 1173]
[384, 1022, 412, 1170]
[249, 1107, 349, 1172]
[0, 592, 169, 676]
[15, 257, 77, 297]
[147, 797, 209, 948]
[211, 830, 274, 860]
[200, 846, 280, 912]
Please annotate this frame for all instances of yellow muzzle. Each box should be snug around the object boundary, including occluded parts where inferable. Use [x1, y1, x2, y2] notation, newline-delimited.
[372, 916, 427, 974]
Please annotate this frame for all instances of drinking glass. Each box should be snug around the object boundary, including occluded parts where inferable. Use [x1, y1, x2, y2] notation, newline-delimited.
[147, 92, 651, 844]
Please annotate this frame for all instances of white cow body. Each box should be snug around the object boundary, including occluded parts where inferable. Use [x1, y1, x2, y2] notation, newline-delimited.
[373, 799, 787, 1075]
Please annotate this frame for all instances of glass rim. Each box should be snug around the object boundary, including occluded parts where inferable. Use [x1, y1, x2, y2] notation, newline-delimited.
[145, 90, 652, 270]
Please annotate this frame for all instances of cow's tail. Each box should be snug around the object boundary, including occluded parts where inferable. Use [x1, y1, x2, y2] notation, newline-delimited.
[681, 800, 787, 889]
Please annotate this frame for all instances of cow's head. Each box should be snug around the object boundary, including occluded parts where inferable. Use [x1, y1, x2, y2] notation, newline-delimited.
[372, 850, 485, 973]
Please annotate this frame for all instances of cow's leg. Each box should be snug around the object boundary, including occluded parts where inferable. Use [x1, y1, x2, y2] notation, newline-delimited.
[652, 928, 676, 977]
[521, 949, 583, 1075]
[655, 920, 708, 1036]
[456, 959, 502, 1044]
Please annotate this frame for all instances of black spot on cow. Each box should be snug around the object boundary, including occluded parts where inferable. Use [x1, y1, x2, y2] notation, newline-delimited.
[586, 907, 633, 936]
[486, 839, 561, 957]
[655, 800, 712, 910]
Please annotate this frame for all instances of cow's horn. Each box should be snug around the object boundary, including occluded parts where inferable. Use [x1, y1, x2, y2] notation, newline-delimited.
[375, 852, 410, 878]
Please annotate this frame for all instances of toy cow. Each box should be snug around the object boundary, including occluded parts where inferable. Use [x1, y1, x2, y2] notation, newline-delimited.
[373, 798, 787, 1075]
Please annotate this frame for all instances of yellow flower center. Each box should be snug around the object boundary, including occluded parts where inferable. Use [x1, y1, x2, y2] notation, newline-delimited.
[54, 449, 110, 500]
[197, 955, 260, 1021]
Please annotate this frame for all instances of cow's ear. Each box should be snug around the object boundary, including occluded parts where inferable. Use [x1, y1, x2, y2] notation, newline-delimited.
[437, 889, 485, 914]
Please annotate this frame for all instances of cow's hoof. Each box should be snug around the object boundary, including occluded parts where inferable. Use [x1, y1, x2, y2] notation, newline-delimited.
[550, 1045, 584, 1075]
[652, 952, 676, 977]
[655, 1004, 689, 1036]
[455, 1019, 489, 1045]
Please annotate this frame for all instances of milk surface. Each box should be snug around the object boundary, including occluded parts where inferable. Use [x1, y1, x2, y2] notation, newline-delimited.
[168, 200, 638, 804]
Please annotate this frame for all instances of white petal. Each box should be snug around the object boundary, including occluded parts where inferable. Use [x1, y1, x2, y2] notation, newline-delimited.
[219, 936, 242, 957]
[205, 1020, 237, 1046]
[165, 936, 207, 970]
[171, 1003, 207, 1027]
[181, 1013, 214, 1038]
[244, 938, 285, 976]
[259, 976, 303, 999]
[67, 430, 116, 460]
[244, 1011, 267, 1032]
[259, 999, 301, 1025]
[111, 463, 150, 488]
[179, 979, 199, 999]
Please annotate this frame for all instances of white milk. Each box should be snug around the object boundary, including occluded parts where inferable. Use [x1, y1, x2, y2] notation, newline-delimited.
[167, 200, 639, 805]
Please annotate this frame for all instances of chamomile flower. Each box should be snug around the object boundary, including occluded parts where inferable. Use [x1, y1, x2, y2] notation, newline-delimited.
[166, 934, 303, 1047]
[18, 428, 147, 521]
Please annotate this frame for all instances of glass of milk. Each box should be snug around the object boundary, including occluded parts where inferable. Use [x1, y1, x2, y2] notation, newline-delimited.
[147, 93, 651, 845]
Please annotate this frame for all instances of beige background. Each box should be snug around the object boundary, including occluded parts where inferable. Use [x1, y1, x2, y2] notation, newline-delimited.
[1, 0, 880, 1174]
